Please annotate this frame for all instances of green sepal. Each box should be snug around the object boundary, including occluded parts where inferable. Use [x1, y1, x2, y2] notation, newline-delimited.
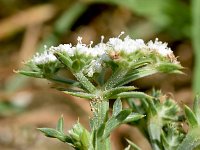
[184, 105, 198, 128]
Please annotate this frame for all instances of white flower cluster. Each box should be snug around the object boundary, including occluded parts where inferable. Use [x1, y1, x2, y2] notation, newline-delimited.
[32, 49, 57, 65]
[30, 33, 176, 76]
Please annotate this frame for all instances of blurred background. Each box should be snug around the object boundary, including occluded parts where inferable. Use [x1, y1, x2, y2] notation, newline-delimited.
[0, 0, 199, 149]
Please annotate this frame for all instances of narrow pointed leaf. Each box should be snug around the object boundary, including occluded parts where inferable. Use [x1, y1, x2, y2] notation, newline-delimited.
[156, 63, 183, 73]
[115, 67, 157, 87]
[63, 90, 96, 99]
[126, 139, 142, 150]
[103, 109, 132, 138]
[184, 105, 198, 128]
[73, 72, 96, 93]
[17, 70, 43, 78]
[38, 128, 71, 142]
[56, 115, 64, 133]
[177, 127, 200, 150]
[123, 113, 145, 123]
[104, 67, 129, 90]
[103, 86, 137, 99]
[80, 129, 90, 149]
[113, 98, 122, 116]
[193, 95, 200, 123]
[48, 75, 80, 85]
[54, 51, 72, 68]
[115, 91, 152, 100]
[97, 123, 105, 138]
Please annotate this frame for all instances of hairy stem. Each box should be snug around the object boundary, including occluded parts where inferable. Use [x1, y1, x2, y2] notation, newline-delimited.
[91, 98, 110, 150]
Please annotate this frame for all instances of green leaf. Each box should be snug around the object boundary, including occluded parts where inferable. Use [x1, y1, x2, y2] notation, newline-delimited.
[177, 127, 200, 150]
[54, 51, 72, 69]
[38, 128, 70, 142]
[192, 0, 200, 93]
[103, 67, 129, 90]
[97, 123, 105, 138]
[115, 67, 158, 87]
[184, 105, 198, 128]
[193, 95, 200, 123]
[115, 91, 152, 100]
[48, 75, 80, 86]
[56, 115, 64, 133]
[113, 98, 122, 116]
[125, 139, 142, 150]
[73, 71, 96, 93]
[103, 109, 132, 138]
[156, 63, 183, 73]
[148, 120, 162, 150]
[123, 113, 145, 123]
[16, 70, 43, 78]
[63, 89, 96, 99]
[103, 86, 137, 99]
[80, 129, 90, 149]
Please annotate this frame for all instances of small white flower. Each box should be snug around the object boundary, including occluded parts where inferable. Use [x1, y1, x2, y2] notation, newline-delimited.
[147, 38, 173, 56]
[107, 36, 146, 54]
[30, 33, 177, 67]
[32, 51, 57, 65]
[84, 59, 103, 77]
[50, 44, 74, 56]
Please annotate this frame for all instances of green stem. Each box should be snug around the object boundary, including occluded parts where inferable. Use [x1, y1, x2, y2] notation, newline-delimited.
[91, 98, 110, 150]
